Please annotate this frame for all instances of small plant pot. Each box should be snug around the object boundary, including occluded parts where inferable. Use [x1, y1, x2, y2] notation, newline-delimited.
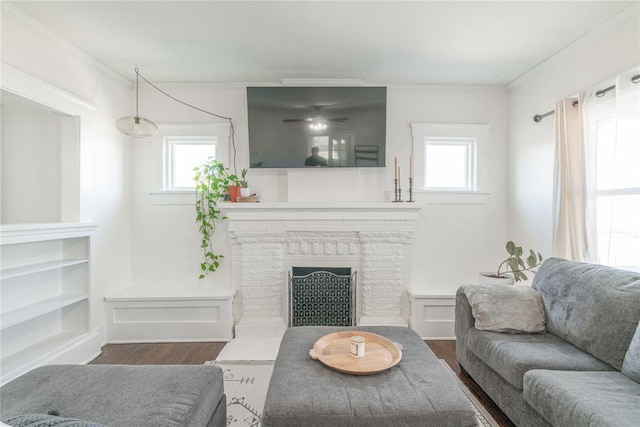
[227, 185, 241, 202]
[478, 272, 514, 286]
[240, 187, 251, 198]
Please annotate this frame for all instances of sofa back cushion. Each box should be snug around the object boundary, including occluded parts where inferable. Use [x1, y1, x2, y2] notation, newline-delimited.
[622, 321, 640, 382]
[532, 258, 640, 370]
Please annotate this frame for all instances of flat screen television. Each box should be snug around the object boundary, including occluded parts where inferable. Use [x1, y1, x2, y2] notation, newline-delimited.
[247, 86, 386, 168]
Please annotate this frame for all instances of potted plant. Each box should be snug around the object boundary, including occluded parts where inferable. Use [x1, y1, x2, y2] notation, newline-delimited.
[193, 158, 233, 278]
[225, 168, 248, 202]
[237, 169, 251, 198]
[479, 241, 543, 285]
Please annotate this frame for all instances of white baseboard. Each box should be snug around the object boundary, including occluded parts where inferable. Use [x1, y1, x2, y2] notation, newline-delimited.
[1, 331, 102, 385]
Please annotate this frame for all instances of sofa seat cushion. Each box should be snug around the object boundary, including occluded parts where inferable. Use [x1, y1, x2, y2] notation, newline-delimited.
[0, 365, 224, 427]
[467, 328, 613, 389]
[524, 370, 640, 427]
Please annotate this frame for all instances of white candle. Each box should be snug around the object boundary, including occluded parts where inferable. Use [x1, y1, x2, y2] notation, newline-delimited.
[394, 157, 398, 180]
[350, 335, 365, 357]
[410, 155, 413, 179]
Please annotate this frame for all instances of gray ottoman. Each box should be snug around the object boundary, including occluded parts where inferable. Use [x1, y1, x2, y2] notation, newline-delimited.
[0, 364, 226, 427]
[263, 326, 476, 427]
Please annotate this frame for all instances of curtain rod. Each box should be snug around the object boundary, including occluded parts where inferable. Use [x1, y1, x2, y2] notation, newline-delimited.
[533, 73, 640, 123]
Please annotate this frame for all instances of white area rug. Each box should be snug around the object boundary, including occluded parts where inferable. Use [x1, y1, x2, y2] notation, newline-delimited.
[206, 361, 273, 427]
[206, 359, 499, 427]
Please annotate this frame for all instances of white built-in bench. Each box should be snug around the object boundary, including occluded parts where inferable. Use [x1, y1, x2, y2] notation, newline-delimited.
[104, 287, 234, 342]
[407, 289, 456, 339]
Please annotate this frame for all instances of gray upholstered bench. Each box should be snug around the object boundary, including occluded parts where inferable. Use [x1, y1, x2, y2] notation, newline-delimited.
[0, 364, 226, 427]
[263, 325, 476, 427]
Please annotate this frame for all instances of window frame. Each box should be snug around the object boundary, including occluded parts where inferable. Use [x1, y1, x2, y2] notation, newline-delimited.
[411, 123, 490, 204]
[149, 123, 231, 205]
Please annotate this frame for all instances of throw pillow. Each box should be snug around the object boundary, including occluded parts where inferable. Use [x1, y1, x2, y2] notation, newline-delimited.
[5, 414, 106, 427]
[461, 284, 546, 333]
[622, 321, 640, 383]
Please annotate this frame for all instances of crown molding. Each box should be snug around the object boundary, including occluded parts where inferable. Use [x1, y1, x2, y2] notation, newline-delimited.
[1, 2, 131, 87]
[281, 78, 366, 86]
[508, 2, 639, 90]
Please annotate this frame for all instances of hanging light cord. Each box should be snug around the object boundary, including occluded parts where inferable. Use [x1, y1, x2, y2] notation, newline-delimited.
[134, 68, 237, 173]
[135, 69, 140, 118]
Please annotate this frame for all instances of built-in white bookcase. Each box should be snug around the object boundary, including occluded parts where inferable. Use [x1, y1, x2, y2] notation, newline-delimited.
[0, 223, 98, 385]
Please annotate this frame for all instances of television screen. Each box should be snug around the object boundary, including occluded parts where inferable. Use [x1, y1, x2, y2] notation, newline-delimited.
[247, 86, 386, 168]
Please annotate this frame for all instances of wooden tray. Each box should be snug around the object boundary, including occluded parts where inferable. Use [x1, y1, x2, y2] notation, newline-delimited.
[236, 196, 258, 203]
[309, 331, 402, 375]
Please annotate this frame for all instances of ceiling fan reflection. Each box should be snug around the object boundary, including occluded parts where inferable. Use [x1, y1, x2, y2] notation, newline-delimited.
[283, 106, 349, 131]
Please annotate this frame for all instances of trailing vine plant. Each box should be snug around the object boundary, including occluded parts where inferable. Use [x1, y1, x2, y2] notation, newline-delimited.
[193, 158, 234, 279]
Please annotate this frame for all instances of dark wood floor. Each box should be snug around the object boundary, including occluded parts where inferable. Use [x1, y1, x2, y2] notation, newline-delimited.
[426, 341, 515, 427]
[90, 340, 515, 427]
[90, 342, 226, 365]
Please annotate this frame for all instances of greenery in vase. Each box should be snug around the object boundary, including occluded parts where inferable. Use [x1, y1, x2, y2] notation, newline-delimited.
[236, 168, 248, 188]
[494, 241, 544, 282]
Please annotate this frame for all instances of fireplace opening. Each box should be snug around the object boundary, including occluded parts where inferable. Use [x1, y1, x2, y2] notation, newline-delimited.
[288, 267, 357, 327]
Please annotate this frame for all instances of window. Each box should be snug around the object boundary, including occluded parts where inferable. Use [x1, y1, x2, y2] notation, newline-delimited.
[165, 137, 217, 190]
[310, 135, 329, 160]
[150, 123, 231, 204]
[411, 123, 489, 204]
[592, 104, 640, 271]
[307, 134, 352, 166]
[424, 137, 476, 190]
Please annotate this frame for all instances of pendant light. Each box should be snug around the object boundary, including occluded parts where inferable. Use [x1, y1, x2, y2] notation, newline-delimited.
[115, 67, 159, 138]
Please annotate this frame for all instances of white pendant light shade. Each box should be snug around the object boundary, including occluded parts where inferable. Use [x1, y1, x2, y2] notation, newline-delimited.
[116, 67, 158, 138]
[115, 115, 158, 138]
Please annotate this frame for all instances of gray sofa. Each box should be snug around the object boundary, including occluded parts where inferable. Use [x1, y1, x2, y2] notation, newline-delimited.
[0, 364, 226, 427]
[455, 257, 640, 427]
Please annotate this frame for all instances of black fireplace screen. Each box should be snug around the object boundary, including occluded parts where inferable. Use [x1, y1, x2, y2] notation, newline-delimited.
[288, 267, 356, 327]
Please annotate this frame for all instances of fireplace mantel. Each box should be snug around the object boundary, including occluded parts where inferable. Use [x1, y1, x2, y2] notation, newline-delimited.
[221, 202, 423, 221]
[225, 202, 423, 337]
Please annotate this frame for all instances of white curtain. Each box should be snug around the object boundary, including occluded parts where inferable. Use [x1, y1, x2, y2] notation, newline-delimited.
[552, 94, 598, 262]
[582, 69, 640, 271]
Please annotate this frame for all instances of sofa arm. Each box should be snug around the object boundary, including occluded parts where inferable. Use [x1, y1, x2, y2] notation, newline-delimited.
[455, 287, 476, 372]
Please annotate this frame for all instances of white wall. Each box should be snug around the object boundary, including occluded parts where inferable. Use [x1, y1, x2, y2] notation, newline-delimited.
[131, 83, 509, 296]
[507, 6, 640, 259]
[1, 94, 63, 223]
[390, 86, 509, 292]
[1, 5, 133, 343]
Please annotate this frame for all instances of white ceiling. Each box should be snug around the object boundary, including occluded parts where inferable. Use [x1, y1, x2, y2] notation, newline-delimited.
[7, 1, 637, 85]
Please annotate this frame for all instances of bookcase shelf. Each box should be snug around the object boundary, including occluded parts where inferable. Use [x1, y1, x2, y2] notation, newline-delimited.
[0, 259, 89, 280]
[1, 295, 88, 330]
[1, 330, 89, 377]
[0, 223, 97, 385]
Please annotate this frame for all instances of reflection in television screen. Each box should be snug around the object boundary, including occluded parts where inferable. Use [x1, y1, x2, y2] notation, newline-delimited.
[247, 86, 387, 168]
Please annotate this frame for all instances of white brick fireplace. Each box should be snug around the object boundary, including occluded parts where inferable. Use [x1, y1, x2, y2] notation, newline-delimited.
[223, 202, 422, 337]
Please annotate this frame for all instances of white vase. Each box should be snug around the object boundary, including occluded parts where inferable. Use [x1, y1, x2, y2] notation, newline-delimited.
[478, 272, 514, 286]
[240, 187, 251, 197]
